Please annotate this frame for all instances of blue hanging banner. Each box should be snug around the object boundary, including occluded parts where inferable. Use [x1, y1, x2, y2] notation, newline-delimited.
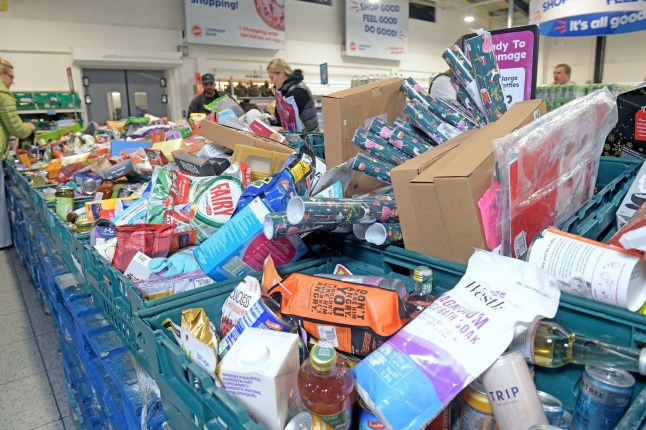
[529, 0, 646, 37]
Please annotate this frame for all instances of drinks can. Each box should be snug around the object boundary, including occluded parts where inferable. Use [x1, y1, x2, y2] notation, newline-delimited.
[481, 350, 548, 430]
[537, 391, 564, 425]
[529, 426, 561, 430]
[572, 365, 635, 430]
[459, 379, 496, 430]
[358, 397, 384, 430]
[426, 403, 451, 430]
[285, 411, 333, 430]
[559, 411, 572, 430]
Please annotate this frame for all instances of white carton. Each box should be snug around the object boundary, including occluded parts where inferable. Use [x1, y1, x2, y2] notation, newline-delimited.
[123, 251, 153, 282]
[218, 328, 300, 430]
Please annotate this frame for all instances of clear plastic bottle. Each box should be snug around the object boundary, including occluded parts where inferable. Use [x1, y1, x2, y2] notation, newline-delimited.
[508, 319, 646, 375]
[297, 344, 355, 430]
[404, 266, 438, 318]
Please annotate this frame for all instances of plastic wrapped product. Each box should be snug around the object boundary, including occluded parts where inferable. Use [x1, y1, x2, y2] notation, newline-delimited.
[443, 45, 485, 113]
[286, 196, 398, 226]
[352, 127, 411, 165]
[351, 153, 394, 184]
[451, 75, 489, 127]
[404, 102, 461, 145]
[367, 117, 396, 140]
[493, 88, 618, 259]
[364, 222, 403, 246]
[388, 126, 433, 157]
[262, 212, 332, 239]
[464, 30, 508, 122]
[393, 117, 436, 145]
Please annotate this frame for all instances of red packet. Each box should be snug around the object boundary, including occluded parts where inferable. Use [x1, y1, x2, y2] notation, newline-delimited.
[144, 148, 169, 167]
[636, 108, 646, 142]
[112, 224, 176, 273]
[150, 130, 167, 144]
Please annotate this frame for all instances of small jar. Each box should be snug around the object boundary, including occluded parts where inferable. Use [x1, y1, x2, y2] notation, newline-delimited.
[74, 218, 94, 234]
[55, 185, 74, 219]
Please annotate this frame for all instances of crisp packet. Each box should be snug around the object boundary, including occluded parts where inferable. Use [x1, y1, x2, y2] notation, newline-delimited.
[163, 308, 218, 378]
[353, 250, 560, 430]
[137, 270, 212, 300]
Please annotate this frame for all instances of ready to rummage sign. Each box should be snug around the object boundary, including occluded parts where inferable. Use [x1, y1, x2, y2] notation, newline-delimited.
[345, 0, 409, 60]
[185, 0, 286, 49]
[529, 0, 646, 37]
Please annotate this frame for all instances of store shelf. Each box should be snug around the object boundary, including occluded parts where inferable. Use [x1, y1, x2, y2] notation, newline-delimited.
[19, 109, 82, 114]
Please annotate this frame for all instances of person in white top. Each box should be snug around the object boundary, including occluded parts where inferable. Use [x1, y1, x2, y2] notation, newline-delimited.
[429, 71, 457, 100]
[552, 63, 574, 85]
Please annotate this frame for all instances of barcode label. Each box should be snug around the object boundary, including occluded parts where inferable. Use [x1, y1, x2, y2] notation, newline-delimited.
[193, 277, 213, 289]
[514, 231, 527, 258]
[317, 326, 338, 347]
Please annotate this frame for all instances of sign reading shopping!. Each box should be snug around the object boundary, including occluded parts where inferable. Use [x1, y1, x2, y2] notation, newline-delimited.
[345, 0, 409, 60]
[184, 0, 286, 49]
[529, 0, 646, 37]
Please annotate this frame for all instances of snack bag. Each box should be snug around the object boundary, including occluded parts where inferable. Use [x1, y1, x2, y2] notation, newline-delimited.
[111, 224, 175, 273]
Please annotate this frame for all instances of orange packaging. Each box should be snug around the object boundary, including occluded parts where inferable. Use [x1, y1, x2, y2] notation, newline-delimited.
[18, 153, 31, 168]
[271, 273, 409, 355]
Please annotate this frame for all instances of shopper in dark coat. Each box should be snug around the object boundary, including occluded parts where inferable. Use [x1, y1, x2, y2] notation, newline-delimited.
[266, 59, 319, 132]
[186, 73, 220, 120]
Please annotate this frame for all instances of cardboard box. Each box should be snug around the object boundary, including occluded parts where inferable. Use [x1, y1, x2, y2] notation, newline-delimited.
[322, 77, 407, 196]
[603, 82, 646, 158]
[174, 151, 230, 176]
[393, 99, 547, 265]
[232, 145, 291, 182]
[200, 120, 292, 155]
[391, 130, 476, 255]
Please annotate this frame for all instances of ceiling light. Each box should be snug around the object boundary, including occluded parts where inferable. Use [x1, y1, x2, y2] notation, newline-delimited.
[464, 15, 475, 23]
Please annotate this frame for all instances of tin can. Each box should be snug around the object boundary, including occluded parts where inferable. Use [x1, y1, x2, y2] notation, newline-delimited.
[558, 411, 572, 430]
[358, 397, 384, 430]
[285, 411, 333, 430]
[459, 379, 496, 430]
[572, 365, 635, 430]
[80, 178, 101, 195]
[537, 391, 564, 425]
[481, 350, 548, 430]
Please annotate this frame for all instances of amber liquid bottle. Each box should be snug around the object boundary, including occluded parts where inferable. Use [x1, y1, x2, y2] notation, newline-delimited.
[404, 266, 438, 318]
[297, 344, 355, 430]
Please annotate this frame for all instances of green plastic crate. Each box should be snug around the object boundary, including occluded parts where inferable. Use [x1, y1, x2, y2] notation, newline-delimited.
[13, 91, 37, 111]
[135, 240, 465, 430]
[33, 91, 62, 110]
[560, 156, 643, 242]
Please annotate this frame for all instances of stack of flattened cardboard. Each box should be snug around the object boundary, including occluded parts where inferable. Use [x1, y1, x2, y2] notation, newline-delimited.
[391, 99, 547, 265]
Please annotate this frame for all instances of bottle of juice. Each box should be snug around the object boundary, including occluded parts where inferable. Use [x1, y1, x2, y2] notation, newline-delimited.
[297, 344, 355, 430]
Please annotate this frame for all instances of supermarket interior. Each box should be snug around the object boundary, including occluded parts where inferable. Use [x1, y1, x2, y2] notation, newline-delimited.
[1, 0, 646, 430]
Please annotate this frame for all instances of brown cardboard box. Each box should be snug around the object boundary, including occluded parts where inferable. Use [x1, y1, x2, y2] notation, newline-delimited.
[200, 120, 292, 155]
[231, 145, 291, 181]
[391, 130, 476, 255]
[393, 99, 547, 265]
[322, 77, 407, 196]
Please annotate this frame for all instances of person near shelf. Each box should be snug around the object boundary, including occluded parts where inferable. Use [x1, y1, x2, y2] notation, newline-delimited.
[266, 59, 319, 132]
[552, 63, 575, 85]
[0, 58, 36, 249]
[429, 70, 457, 100]
[186, 73, 220, 121]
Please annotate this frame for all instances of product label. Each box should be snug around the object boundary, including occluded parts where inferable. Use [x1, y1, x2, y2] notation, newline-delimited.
[303, 400, 352, 430]
[636, 109, 646, 142]
[56, 197, 74, 219]
[167, 320, 217, 377]
[507, 319, 540, 361]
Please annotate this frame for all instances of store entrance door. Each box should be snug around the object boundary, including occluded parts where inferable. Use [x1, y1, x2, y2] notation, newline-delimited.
[82, 69, 168, 124]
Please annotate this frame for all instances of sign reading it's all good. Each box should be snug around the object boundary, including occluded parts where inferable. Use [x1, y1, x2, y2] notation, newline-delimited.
[345, 0, 409, 60]
[529, 0, 646, 37]
[184, 0, 286, 49]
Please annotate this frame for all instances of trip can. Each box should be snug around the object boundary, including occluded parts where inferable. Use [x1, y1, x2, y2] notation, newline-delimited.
[572, 365, 635, 430]
[459, 379, 496, 430]
[537, 391, 564, 426]
[481, 350, 548, 430]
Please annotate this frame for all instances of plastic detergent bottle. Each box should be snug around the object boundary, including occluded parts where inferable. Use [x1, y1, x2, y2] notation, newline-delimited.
[297, 344, 355, 430]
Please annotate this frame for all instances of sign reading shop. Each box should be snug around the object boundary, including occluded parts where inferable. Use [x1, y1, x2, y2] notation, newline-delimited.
[345, 0, 409, 60]
[529, 0, 646, 37]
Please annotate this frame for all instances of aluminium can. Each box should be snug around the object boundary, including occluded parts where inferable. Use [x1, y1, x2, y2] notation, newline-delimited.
[572, 365, 635, 430]
[537, 391, 564, 426]
[285, 411, 332, 430]
[459, 379, 496, 430]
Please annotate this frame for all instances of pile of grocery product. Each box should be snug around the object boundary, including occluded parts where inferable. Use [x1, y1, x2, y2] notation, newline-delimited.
[9, 27, 646, 430]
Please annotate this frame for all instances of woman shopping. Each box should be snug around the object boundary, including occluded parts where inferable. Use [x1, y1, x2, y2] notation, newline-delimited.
[0, 58, 35, 248]
[266, 58, 319, 132]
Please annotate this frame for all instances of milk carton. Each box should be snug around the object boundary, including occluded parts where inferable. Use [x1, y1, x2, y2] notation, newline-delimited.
[218, 327, 300, 430]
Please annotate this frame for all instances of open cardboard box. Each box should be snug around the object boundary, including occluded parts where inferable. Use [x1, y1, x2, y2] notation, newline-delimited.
[322, 77, 407, 196]
[200, 120, 292, 155]
[392, 99, 547, 265]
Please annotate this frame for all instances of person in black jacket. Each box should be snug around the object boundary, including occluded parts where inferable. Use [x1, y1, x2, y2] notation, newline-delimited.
[186, 73, 220, 120]
[266, 59, 319, 132]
